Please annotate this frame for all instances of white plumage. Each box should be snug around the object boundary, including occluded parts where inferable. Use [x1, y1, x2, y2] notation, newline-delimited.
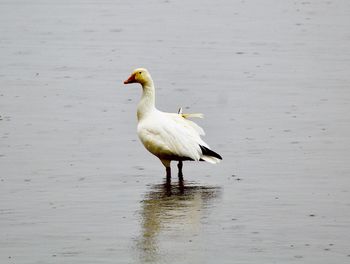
[124, 68, 222, 179]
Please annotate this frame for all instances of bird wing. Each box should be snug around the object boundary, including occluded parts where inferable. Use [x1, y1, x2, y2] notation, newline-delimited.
[138, 112, 207, 161]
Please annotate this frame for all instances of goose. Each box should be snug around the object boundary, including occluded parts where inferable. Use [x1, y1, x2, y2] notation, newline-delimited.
[124, 68, 222, 180]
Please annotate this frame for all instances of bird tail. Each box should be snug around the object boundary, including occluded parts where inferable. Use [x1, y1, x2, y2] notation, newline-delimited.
[201, 155, 221, 164]
[199, 145, 222, 164]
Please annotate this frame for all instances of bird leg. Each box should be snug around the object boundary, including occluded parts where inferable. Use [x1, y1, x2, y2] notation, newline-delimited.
[161, 159, 172, 183]
[177, 161, 183, 182]
[166, 166, 171, 184]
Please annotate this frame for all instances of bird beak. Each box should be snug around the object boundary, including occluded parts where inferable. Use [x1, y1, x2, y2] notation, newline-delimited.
[124, 74, 136, 84]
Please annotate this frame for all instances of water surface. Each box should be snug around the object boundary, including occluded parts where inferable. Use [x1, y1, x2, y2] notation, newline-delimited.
[0, 0, 350, 263]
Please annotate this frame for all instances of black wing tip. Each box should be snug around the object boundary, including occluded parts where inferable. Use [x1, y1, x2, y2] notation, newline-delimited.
[199, 145, 223, 160]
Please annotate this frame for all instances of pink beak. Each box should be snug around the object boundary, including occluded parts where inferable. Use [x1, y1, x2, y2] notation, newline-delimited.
[124, 74, 136, 84]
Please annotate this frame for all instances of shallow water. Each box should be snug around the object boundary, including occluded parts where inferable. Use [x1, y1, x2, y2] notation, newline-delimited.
[1, 0, 350, 263]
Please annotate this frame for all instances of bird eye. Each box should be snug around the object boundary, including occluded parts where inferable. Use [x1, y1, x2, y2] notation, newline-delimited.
[139, 72, 142, 74]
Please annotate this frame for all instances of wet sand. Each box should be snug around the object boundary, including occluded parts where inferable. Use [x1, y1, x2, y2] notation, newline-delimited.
[1, 0, 350, 263]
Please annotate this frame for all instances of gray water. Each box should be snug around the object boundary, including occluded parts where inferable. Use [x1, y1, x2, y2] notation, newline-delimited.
[1, 0, 350, 263]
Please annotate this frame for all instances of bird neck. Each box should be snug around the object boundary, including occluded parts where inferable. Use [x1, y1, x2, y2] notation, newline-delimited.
[137, 81, 156, 121]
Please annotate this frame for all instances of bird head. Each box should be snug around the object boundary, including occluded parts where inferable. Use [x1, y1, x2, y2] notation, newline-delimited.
[124, 68, 152, 86]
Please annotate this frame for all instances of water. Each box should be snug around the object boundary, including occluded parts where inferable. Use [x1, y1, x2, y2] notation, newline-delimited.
[1, 0, 350, 263]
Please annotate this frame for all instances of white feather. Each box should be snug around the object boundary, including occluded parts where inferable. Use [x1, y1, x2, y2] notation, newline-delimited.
[137, 111, 206, 161]
[200, 156, 221, 164]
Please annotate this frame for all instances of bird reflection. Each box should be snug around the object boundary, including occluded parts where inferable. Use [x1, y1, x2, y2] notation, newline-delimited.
[136, 179, 221, 263]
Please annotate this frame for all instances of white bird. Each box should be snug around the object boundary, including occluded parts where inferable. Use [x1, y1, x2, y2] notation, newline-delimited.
[124, 68, 222, 180]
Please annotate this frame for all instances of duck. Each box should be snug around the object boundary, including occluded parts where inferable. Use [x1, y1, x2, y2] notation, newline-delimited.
[124, 68, 222, 181]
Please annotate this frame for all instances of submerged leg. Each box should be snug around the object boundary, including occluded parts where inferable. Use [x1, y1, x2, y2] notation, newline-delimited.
[166, 167, 171, 183]
[161, 159, 171, 183]
[177, 161, 183, 182]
